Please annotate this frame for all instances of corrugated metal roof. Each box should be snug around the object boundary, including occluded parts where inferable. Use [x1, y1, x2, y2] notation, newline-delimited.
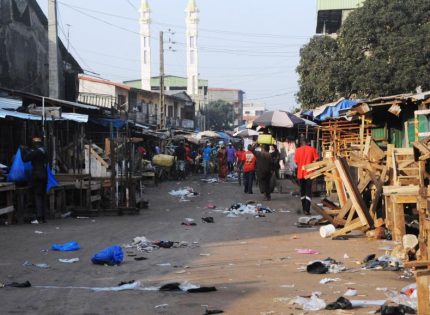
[0, 109, 88, 122]
[317, 0, 365, 11]
[0, 97, 22, 110]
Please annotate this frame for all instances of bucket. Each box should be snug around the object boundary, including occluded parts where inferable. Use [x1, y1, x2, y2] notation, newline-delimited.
[319, 224, 336, 238]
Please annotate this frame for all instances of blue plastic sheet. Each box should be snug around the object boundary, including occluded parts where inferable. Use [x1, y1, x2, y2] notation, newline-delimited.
[7, 148, 32, 183]
[46, 165, 59, 192]
[91, 245, 124, 265]
[51, 241, 81, 252]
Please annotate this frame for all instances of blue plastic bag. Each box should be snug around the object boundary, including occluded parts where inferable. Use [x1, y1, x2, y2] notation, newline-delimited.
[51, 241, 81, 251]
[7, 148, 32, 183]
[91, 245, 124, 265]
[46, 165, 59, 193]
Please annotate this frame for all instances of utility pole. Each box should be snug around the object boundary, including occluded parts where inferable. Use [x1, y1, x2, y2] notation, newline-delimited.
[48, 0, 60, 98]
[159, 31, 165, 130]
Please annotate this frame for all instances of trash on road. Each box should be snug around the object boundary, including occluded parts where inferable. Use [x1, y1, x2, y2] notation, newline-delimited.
[92, 281, 141, 292]
[362, 255, 403, 271]
[1, 281, 31, 288]
[182, 222, 197, 226]
[297, 215, 323, 227]
[296, 248, 320, 255]
[159, 282, 217, 293]
[134, 257, 147, 261]
[23, 261, 50, 269]
[59, 258, 80, 264]
[204, 309, 224, 314]
[307, 258, 346, 274]
[34, 230, 44, 234]
[289, 292, 326, 311]
[201, 178, 218, 184]
[154, 304, 169, 310]
[343, 288, 357, 297]
[91, 245, 124, 266]
[226, 203, 273, 217]
[52, 241, 81, 252]
[169, 187, 198, 201]
[320, 278, 341, 284]
[325, 296, 353, 310]
[202, 217, 215, 223]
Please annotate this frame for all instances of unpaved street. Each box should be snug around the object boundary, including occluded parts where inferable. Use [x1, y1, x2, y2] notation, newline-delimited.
[0, 178, 408, 314]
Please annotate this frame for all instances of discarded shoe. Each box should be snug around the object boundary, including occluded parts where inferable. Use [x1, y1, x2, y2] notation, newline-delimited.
[326, 296, 353, 310]
[202, 217, 215, 223]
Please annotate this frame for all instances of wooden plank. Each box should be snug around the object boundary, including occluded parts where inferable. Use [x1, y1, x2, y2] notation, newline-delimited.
[335, 157, 372, 227]
[305, 164, 335, 180]
[335, 200, 353, 221]
[383, 185, 419, 196]
[404, 260, 430, 268]
[393, 195, 418, 204]
[331, 219, 366, 238]
[311, 202, 335, 224]
[392, 201, 406, 242]
[416, 270, 430, 315]
[303, 160, 328, 171]
[0, 205, 14, 215]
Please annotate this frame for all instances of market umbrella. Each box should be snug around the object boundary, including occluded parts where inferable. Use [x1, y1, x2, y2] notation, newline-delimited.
[196, 130, 220, 140]
[253, 110, 305, 128]
[233, 129, 259, 137]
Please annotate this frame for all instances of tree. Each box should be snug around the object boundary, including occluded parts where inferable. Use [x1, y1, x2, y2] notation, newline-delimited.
[297, 0, 430, 108]
[204, 100, 234, 130]
[296, 36, 345, 109]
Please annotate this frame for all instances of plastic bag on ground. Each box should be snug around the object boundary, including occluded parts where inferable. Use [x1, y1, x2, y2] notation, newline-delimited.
[51, 241, 80, 252]
[91, 245, 124, 265]
[290, 293, 326, 311]
[46, 165, 59, 192]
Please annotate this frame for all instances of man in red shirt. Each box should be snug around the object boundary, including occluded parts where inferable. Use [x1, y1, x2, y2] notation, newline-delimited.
[294, 138, 319, 215]
[243, 145, 257, 194]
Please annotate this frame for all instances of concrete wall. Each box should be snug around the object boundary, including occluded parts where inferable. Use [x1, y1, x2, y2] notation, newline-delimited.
[0, 0, 80, 99]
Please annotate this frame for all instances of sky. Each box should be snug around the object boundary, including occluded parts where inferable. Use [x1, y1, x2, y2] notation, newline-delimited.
[36, 0, 316, 111]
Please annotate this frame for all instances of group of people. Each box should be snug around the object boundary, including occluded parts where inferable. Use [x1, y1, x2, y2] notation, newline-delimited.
[200, 137, 319, 213]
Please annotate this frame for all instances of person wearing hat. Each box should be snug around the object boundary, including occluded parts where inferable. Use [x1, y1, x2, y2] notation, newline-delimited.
[21, 137, 48, 223]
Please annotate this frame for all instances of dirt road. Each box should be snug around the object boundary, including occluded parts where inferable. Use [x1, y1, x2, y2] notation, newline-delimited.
[0, 177, 409, 314]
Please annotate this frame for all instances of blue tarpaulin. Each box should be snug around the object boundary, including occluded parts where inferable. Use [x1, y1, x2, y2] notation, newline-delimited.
[91, 118, 126, 129]
[314, 99, 358, 121]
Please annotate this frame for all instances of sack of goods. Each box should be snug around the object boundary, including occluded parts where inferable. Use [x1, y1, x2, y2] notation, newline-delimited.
[257, 134, 275, 145]
[152, 154, 175, 167]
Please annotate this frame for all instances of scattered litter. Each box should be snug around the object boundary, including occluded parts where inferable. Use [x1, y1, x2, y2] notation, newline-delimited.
[169, 187, 198, 201]
[290, 292, 326, 311]
[320, 224, 336, 238]
[201, 178, 218, 184]
[134, 257, 147, 261]
[200, 253, 211, 257]
[280, 284, 295, 288]
[207, 203, 216, 209]
[159, 282, 217, 293]
[92, 281, 141, 292]
[362, 255, 403, 271]
[154, 304, 169, 310]
[298, 215, 324, 227]
[344, 254, 350, 259]
[376, 304, 416, 314]
[157, 263, 171, 267]
[226, 203, 272, 217]
[175, 270, 186, 274]
[31, 220, 39, 224]
[126, 236, 190, 253]
[320, 278, 341, 284]
[326, 296, 353, 310]
[350, 300, 386, 307]
[76, 216, 90, 219]
[182, 222, 197, 226]
[273, 297, 290, 303]
[59, 258, 80, 264]
[344, 289, 358, 297]
[376, 288, 388, 292]
[296, 248, 320, 255]
[61, 211, 71, 218]
[91, 245, 123, 266]
[23, 261, 50, 269]
[202, 217, 215, 223]
[307, 258, 346, 274]
[34, 230, 43, 234]
[1, 281, 31, 288]
[204, 310, 224, 315]
[51, 241, 80, 252]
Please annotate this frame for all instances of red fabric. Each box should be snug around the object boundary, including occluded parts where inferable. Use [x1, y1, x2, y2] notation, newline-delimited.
[235, 151, 246, 162]
[185, 146, 191, 158]
[243, 151, 257, 173]
[294, 145, 319, 179]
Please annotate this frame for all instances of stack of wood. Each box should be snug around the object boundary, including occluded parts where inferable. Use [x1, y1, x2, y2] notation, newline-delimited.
[305, 135, 387, 237]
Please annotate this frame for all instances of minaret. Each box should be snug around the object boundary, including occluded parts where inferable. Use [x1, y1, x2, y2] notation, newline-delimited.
[185, 0, 199, 99]
[140, 0, 151, 90]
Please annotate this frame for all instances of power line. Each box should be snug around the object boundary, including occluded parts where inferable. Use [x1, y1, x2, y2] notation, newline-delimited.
[125, 0, 137, 10]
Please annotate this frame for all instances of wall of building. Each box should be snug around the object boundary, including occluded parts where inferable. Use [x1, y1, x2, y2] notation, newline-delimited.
[0, 0, 80, 100]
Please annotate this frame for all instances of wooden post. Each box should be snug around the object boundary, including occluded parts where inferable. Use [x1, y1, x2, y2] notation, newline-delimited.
[416, 270, 430, 315]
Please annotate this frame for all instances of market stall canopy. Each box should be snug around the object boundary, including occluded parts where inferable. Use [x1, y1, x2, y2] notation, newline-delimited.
[253, 110, 305, 128]
[312, 98, 359, 121]
[233, 129, 259, 137]
[196, 130, 220, 140]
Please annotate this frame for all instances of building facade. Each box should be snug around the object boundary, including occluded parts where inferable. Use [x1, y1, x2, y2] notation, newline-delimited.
[0, 0, 82, 100]
[316, 0, 365, 35]
[243, 102, 266, 123]
[208, 88, 245, 127]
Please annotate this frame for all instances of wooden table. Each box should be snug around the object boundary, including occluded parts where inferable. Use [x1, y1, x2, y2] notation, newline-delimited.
[0, 182, 15, 224]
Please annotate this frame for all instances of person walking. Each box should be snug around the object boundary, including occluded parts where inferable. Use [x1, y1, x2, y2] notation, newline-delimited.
[226, 143, 236, 173]
[21, 137, 48, 224]
[217, 144, 228, 181]
[202, 143, 212, 176]
[294, 138, 319, 215]
[252, 144, 273, 201]
[235, 145, 245, 185]
[243, 144, 256, 194]
[174, 142, 186, 180]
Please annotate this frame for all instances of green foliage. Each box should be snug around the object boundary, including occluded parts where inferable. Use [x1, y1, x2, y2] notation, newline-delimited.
[204, 100, 234, 130]
[297, 0, 430, 109]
